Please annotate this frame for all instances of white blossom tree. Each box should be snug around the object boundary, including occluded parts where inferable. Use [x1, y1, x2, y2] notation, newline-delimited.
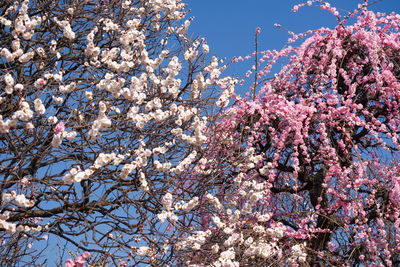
[0, 0, 235, 265]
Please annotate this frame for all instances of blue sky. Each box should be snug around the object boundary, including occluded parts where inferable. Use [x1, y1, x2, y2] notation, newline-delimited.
[188, 0, 400, 81]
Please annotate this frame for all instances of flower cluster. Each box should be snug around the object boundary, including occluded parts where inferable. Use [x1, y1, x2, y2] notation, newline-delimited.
[65, 252, 90, 267]
[2, 191, 34, 208]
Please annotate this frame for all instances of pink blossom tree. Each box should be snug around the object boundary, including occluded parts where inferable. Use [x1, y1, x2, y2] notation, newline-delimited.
[169, 1, 400, 266]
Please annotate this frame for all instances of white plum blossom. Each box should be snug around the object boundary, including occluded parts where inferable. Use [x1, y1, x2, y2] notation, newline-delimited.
[18, 51, 34, 63]
[33, 98, 46, 115]
[4, 73, 14, 86]
[2, 191, 34, 208]
[202, 43, 209, 54]
[136, 246, 150, 256]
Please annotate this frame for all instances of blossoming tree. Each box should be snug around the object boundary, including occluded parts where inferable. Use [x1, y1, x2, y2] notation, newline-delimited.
[0, 0, 235, 265]
[169, 1, 400, 266]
